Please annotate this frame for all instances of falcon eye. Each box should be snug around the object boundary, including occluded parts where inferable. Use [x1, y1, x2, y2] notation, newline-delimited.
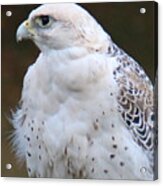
[40, 16, 50, 26]
[35, 15, 52, 28]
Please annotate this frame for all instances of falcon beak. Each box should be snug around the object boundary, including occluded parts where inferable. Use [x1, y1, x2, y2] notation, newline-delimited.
[16, 20, 36, 42]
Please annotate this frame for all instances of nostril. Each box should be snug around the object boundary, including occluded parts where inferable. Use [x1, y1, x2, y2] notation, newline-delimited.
[24, 21, 29, 27]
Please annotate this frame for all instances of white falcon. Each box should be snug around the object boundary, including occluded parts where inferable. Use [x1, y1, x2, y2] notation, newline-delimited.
[12, 3, 156, 180]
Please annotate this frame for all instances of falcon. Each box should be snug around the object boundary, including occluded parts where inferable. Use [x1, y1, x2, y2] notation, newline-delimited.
[12, 3, 156, 180]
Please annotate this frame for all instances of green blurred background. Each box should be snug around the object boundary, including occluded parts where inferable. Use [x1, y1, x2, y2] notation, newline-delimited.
[1, 2, 157, 177]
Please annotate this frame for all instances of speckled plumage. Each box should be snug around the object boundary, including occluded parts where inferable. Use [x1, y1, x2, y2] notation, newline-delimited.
[12, 3, 156, 180]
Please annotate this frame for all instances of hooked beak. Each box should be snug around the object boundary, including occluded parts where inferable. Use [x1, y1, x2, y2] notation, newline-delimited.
[16, 20, 35, 42]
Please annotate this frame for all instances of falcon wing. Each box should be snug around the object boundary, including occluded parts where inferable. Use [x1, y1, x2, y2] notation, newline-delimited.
[112, 49, 156, 151]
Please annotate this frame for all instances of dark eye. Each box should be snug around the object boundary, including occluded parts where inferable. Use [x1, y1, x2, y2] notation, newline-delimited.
[40, 16, 50, 26]
[35, 15, 52, 28]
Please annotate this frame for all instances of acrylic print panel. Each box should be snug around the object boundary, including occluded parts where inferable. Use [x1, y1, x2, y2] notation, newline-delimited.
[1, 2, 158, 180]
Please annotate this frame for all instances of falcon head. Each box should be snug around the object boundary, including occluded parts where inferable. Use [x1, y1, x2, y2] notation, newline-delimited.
[16, 3, 110, 52]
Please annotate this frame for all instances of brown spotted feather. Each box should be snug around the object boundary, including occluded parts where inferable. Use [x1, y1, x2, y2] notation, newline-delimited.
[111, 44, 155, 151]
